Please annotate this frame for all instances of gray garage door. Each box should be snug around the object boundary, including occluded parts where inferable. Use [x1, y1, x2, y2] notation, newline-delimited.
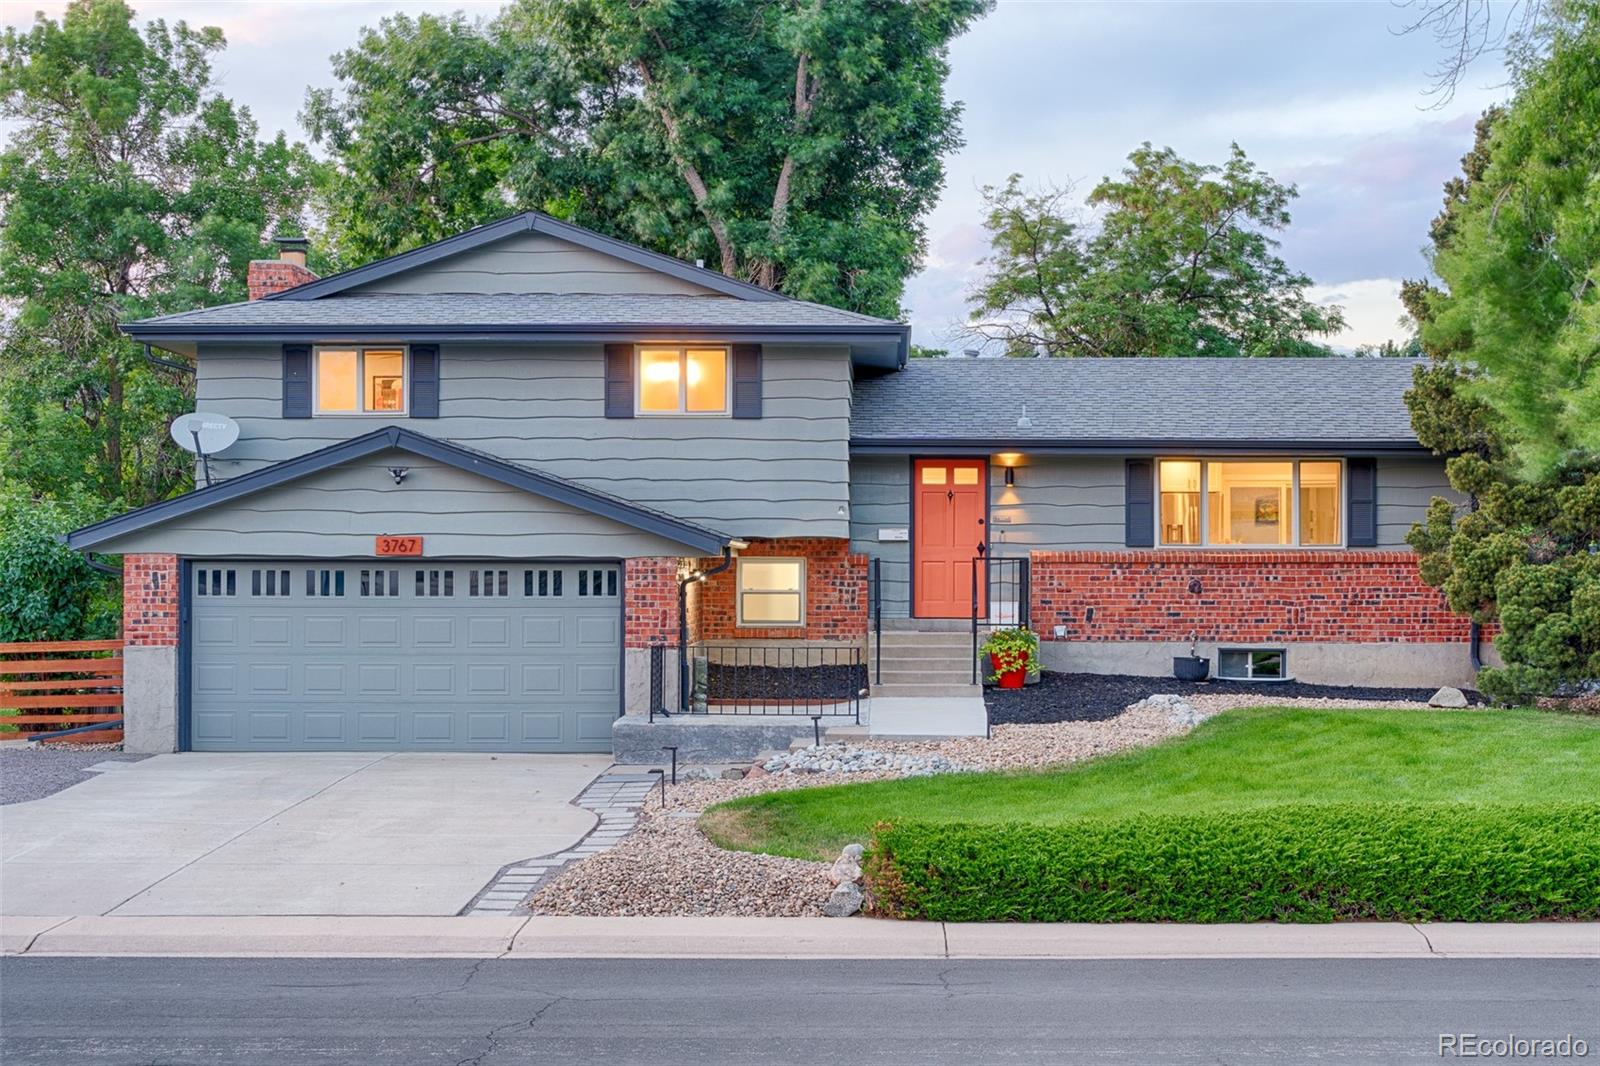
[188, 560, 622, 752]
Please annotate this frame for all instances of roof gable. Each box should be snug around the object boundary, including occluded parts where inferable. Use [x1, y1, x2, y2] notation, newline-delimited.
[271, 212, 785, 304]
[66, 426, 729, 554]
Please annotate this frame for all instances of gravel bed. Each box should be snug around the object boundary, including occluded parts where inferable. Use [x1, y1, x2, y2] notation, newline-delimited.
[986, 671, 1481, 724]
[1, 746, 150, 805]
[526, 705, 1197, 915]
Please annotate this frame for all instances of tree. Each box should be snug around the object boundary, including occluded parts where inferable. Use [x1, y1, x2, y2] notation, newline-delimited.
[1404, 2, 1600, 704]
[304, 0, 991, 318]
[962, 146, 1346, 358]
[0, 0, 317, 508]
[1397, 0, 1552, 102]
[0, 486, 120, 643]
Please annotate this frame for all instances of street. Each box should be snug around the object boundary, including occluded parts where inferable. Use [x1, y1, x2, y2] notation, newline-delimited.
[2, 956, 1594, 1064]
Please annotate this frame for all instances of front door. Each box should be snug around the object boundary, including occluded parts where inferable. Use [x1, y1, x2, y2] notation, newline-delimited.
[913, 459, 987, 618]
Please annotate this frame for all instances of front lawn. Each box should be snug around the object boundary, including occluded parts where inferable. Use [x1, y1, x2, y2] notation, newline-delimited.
[704, 707, 1600, 861]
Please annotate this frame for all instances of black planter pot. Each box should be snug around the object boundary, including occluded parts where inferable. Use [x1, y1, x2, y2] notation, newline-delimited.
[1172, 655, 1210, 682]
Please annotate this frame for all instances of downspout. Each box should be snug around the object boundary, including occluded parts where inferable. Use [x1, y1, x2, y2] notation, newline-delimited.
[677, 544, 738, 713]
[83, 553, 122, 577]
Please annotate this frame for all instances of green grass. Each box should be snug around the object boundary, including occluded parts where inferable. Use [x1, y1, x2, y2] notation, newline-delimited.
[703, 707, 1600, 861]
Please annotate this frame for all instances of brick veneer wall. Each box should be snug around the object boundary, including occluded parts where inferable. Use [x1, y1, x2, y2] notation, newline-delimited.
[1029, 550, 1474, 644]
[123, 554, 180, 647]
[624, 556, 682, 648]
[693, 538, 868, 642]
[247, 259, 317, 300]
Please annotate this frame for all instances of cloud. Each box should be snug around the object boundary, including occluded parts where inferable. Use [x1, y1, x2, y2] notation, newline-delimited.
[1308, 278, 1413, 348]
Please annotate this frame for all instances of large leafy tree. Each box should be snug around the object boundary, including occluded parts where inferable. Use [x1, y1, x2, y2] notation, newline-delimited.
[304, 0, 990, 318]
[0, 0, 316, 508]
[963, 145, 1346, 357]
[1404, 2, 1600, 705]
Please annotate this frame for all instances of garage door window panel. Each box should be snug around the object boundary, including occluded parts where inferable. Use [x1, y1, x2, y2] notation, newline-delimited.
[306, 569, 346, 597]
[196, 568, 236, 597]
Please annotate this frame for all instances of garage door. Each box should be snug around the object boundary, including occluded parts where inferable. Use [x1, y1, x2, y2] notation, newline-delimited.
[188, 561, 622, 752]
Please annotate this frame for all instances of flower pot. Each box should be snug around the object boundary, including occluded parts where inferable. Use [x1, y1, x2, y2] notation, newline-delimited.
[997, 666, 1027, 689]
[1173, 655, 1210, 682]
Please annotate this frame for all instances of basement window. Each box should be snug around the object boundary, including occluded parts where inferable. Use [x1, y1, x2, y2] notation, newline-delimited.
[1217, 648, 1288, 682]
[737, 558, 805, 626]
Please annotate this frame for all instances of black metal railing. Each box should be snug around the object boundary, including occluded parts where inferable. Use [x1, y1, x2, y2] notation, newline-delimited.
[682, 643, 864, 722]
[971, 556, 1031, 684]
[869, 557, 883, 686]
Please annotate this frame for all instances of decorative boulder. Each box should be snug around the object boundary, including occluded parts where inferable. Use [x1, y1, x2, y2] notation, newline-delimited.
[1429, 686, 1469, 708]
[822, 881, 863, 918]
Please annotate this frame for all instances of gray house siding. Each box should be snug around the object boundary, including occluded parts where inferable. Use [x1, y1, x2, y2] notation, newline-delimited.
[848, 453, 1460, 618]
[91, 450, 702, 558]
[195, 342, 852, 539]
[344, 230, 720, 297]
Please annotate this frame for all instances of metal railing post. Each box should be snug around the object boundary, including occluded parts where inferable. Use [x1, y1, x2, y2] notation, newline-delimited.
[971, 558, 980, 685]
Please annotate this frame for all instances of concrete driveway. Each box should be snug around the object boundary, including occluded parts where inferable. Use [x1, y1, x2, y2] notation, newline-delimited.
[0, 752, 607, 917]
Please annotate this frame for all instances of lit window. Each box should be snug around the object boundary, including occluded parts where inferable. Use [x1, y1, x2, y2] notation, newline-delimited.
[920, 466, 947, 485]
[316, 347, 407, 414]
[1208, 461, 1293, 546]
[737, 558, 805, 626]
[952, 467, 979, 485]
[1156, 460, 1344, 547]
[1159, 460, 1201, 545]
[636, 347, 729, 414]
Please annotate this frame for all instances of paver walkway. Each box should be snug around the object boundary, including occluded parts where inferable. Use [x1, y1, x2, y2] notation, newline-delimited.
[462, 771, 658, 915]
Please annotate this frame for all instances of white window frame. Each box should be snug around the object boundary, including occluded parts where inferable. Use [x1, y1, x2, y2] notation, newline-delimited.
[1155, 457, 1346, 549]
[736, 557, 806, 628]
[313, 345, 410, 416]
[634, 345, 731, 417]
[1216, 647, 1290, 682]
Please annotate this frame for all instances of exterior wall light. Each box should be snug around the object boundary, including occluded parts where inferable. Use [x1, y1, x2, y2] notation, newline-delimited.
[1004, 467, 1015, 487]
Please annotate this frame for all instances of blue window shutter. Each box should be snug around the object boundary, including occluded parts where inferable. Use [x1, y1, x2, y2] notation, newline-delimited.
[1125, 459, 1154, 547]
[604, 344, 633, 418]
[732, 344, 762, 418]
[1347, 457, 1378, 546]
[282, 345, 311, 418]
[410, 345, 440, 418]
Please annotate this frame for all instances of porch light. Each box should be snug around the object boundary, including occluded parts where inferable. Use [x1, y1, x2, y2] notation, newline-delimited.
[1004, 467, 1015, 487]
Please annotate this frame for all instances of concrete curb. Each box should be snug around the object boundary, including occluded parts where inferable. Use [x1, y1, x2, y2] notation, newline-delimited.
[4, 915, 1596, 959]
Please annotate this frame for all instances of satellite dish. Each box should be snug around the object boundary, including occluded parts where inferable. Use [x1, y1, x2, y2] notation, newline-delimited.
[171, 412, 240, 455]
[171, 413, 239, 488]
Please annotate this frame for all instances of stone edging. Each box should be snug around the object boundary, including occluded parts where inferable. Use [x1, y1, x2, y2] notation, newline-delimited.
[460, 771, 658, 916]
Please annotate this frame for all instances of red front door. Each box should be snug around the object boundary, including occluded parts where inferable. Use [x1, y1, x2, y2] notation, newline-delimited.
[913, 459, 987, 618]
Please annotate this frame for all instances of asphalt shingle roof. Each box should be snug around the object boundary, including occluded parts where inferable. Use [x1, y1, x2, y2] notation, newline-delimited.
[131, 292, 894, 330]
[850, 357, 1424, 445]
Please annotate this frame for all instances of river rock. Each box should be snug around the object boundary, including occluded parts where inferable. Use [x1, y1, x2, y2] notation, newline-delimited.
[1429, 686, 1469, 708]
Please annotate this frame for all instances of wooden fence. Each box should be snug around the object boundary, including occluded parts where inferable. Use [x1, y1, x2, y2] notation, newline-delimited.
[0, 639, 125, 744]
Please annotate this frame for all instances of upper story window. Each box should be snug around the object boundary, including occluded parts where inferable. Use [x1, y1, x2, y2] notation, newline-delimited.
[1158, 459, 1343, 548]
[315, 346, 407, 414]
[637, 346, 728, 415]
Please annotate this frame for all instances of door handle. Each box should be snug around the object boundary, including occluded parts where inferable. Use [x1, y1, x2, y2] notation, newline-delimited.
[977, 542, 987, 556]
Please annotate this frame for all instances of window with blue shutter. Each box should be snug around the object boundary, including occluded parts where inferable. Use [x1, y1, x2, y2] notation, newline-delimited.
[604, 344, 634, 418]
[409, 345, 440, 418]
[732, 344, 762, 418]
[282, 345, 312, 418]
[1347, 457, 1378, 546]
[1125, 459, 1155, 547]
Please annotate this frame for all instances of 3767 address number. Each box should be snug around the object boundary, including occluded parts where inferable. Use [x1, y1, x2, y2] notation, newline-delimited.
[375, 536, 423, 556]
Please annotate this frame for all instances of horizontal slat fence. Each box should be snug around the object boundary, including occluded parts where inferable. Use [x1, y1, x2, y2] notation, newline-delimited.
[0, 640, 125, 744]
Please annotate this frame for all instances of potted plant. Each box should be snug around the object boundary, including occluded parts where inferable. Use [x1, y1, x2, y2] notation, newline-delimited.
[1173, 631, 1209, 682]
[981, 627, 1039, 689]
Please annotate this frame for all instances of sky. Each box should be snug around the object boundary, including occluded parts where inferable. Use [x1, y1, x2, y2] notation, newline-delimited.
[4, 0, 1513, 352]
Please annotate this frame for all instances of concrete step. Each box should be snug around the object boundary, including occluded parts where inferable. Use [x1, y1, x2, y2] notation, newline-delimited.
[873, 634, 972, 649]
[881, 618, 970, 633]
[878, 669, 974, 686]
[876, 653, 973, 668]
[872, 682, 984, 698]
[870, 644, 973, 660]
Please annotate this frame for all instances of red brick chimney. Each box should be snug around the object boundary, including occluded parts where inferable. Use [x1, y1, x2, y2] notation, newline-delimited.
[247, 235, 317, 300]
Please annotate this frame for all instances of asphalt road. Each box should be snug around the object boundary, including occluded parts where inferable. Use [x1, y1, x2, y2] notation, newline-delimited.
[1, 957, 1594, 1064]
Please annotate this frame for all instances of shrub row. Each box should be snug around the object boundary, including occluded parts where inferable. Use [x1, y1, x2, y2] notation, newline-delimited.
[865, 803, 1600, 923]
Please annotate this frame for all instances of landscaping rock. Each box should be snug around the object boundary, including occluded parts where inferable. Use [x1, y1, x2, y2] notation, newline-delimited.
[1130, 693, 1205, 726]
[1429, 686, 1469, 708]
[822, 881, 863, 918]
[828, 848, 862, 886]
[840, 843, 864, 862]
[761, 742, 968, 777]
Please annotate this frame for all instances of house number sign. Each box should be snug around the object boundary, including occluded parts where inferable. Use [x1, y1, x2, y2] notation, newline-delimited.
[375, 535, 423, 556]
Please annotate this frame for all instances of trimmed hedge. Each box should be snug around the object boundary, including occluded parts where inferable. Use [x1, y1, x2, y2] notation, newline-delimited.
[865, 803, 1600, 923]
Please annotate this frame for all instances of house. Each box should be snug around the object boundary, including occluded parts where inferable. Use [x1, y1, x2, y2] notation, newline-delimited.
[69, 213, 1482, 755]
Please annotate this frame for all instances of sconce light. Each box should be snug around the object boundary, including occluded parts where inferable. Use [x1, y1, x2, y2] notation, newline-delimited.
[1004, 467, 1015, 487]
